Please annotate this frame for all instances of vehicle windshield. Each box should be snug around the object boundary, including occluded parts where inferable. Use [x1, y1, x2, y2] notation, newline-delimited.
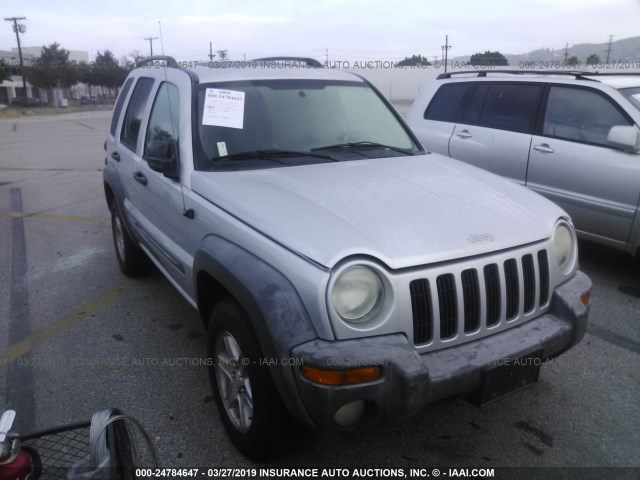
[195, 79, 420, 170]
[618, 87, 640, 112]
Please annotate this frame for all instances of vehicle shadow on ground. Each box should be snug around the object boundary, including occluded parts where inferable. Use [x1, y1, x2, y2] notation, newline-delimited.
[578, 240, 640, 290]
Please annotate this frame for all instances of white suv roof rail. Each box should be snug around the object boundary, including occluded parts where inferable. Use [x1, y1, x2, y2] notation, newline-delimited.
[437, 70, 640, 81]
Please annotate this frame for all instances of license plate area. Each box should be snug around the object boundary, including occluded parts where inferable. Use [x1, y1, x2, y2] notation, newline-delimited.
[467, 350, 543, 407]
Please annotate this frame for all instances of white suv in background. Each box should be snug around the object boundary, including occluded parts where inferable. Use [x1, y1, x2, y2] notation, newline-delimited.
[407, 71, 640, 261]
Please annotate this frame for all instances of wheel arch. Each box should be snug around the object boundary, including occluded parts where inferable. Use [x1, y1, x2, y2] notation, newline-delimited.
[193, 235, 317, 427]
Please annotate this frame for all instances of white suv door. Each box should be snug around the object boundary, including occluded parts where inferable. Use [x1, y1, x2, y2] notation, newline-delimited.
[527, 85, 640, 246]
[448, 83, 543, 184]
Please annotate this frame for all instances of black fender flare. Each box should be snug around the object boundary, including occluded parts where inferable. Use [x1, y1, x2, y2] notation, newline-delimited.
[194, 235, 318, 426]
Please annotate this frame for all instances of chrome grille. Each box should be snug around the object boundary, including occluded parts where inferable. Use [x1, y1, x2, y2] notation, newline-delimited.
[411, 248, 551, 346]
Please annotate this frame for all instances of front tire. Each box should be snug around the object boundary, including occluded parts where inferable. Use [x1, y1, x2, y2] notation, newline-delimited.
[207, 298, 304, 461]
[110, 205, 151, 277]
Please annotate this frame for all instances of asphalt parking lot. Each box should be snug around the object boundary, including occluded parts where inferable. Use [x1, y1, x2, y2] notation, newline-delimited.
[1, 110, 639, 477]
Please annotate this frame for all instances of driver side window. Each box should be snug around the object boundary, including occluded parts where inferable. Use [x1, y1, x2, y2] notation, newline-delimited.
[543, 86, 631, 147]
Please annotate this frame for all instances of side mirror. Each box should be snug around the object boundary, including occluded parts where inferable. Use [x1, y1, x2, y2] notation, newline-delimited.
[147, 139, 180, 180]
[607, 125, 640, 152]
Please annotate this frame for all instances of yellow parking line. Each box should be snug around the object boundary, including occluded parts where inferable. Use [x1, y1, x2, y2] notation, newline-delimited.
[0, 210, 108, 223]
[0, 285, 125, 366]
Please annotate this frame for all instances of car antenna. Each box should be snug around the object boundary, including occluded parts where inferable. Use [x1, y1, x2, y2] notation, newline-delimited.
[159, 20, 194, 219]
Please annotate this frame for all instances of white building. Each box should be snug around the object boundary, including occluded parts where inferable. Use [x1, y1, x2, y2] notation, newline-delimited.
[0, 47, 90, 105]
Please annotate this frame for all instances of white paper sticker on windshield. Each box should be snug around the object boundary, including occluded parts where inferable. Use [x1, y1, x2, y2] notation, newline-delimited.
[202, 88, 245, 129]
[632, 93, 640, 102]
[217, 142, 228, 157]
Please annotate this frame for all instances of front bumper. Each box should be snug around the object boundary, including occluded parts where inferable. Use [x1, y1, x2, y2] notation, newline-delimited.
[291, 270, 591, 430]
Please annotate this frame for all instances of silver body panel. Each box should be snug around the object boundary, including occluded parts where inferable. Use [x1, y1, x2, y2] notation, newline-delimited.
[407, 74, 640, 256]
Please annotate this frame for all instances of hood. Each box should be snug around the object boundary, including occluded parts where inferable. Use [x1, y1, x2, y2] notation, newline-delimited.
[191, 154, 565, 269]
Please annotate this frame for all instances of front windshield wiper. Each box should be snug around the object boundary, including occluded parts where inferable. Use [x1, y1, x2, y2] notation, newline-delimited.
[215, 149, 337, 162]
[311, 141, 414, 156]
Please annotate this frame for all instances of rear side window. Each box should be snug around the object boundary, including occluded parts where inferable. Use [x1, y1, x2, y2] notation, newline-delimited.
[479, 84, 543, 134]
[543, 86, 632, 146]
[463, 84, 489, 124]
[424, 83, 476, 122]
[120, 77, 155, 151]
[109, 78, 134, 137]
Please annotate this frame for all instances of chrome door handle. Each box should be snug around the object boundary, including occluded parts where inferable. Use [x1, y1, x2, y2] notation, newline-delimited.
[533, 144, 554, 153]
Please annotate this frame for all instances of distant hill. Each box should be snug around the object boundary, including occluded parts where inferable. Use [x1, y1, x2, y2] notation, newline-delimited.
[451, 35, 640, 65]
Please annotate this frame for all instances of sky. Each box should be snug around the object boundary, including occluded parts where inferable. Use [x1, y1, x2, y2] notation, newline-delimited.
[1, 0, 639, 63]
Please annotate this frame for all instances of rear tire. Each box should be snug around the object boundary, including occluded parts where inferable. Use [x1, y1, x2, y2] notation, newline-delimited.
[110, 205, 151, 277]
[207, 298, 304, 462]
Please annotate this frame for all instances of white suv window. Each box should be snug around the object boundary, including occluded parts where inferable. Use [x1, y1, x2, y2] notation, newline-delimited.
[423, 83, 476, 122]
[478, 84, 543, 134]
[543, 86, 632, 147]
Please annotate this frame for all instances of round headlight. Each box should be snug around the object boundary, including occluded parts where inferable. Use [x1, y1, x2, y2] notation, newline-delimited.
[553, 222, 576, 274]
[332, 266, 384, 323]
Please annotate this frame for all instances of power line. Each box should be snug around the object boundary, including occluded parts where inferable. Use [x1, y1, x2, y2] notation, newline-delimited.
[144, 36, 158, 56]
[3, 16, 27, 97]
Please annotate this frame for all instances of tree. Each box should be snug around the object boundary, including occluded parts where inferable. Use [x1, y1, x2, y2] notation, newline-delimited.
[24, 43, 77, 104]
[0, 66, 10, 82]
[92, 50, 127, 93]
[76, 61, 99, 98]
[566, 56, 579, 67]
[397, 54, 431, 67]
[469, 51, 509, 66]
[586, 54, 601, 65]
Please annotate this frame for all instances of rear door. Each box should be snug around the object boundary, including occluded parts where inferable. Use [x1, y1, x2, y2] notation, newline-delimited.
[449, 82, 544, 184]
[409, 82, 475, 155]
[527, 85, 640, 245]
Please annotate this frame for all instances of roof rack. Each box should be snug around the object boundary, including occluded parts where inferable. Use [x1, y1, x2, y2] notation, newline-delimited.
[437, 70, 640, 81]
[252, 56, 323, 68]
[136, 56, 179, 68]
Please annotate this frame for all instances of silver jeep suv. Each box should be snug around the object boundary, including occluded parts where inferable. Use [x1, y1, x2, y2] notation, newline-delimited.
[103, 57, 591, 460]
[407, 71, 640, 260]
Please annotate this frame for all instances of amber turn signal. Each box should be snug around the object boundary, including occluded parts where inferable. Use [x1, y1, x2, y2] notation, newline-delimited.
[580, 291, 591, 305]
[301, 365, 381, 385]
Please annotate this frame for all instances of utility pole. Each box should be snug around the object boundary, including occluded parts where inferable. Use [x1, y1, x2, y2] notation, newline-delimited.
[564, 43, 569, 64]
[325, 48, 329, 64]
[144, 36, 158, 56]
[217, 50, 228, 60]
[606, 35, 613, 63]
[4, 17, 27, 97]
[442, 34, 452, 73]
[208, 42, 216, 61]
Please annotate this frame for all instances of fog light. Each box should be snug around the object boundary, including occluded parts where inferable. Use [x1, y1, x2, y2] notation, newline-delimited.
[334, 400, 365, 428]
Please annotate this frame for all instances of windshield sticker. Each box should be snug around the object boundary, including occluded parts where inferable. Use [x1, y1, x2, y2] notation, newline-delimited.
[202, 88, 245, 129]
[217, 142, 228, 157]
[632, 93, 640, 102]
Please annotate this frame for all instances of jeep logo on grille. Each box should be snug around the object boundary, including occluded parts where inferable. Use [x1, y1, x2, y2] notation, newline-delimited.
[468, 233, 495, 243]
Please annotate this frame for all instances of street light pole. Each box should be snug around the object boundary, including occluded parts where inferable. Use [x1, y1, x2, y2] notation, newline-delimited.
[4, 16, 27, 97]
